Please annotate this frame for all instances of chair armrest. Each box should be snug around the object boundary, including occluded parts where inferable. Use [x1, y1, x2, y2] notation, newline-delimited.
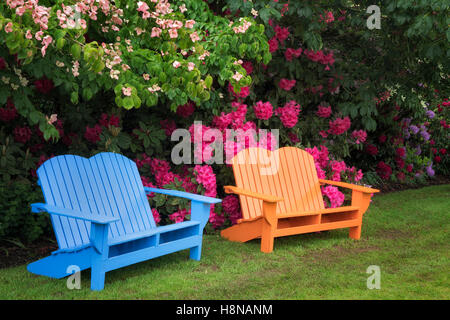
[30, 203, 120, 225]
[224, 186, 283, 203]
[144, 187, 222, 204]
[318, 179, 380, 194]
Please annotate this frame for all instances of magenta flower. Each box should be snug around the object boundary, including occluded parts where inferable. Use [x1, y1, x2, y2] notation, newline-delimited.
[253, 101, 273, 120]
[278, 78, 296, 91]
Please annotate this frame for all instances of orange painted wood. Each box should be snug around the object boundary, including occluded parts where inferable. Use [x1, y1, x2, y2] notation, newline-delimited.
[220, 146, 380, 253]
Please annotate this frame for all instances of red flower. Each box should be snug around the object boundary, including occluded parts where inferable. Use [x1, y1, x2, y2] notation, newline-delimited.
[99, 113, 120, 127]
[396, 172, 405, 181]
[176, 101, 195, 118]
[278, 78, 296, 91]
[440, 148, 447, 155]
[378, 135, 387, 143]
[396, 147, 406, 158]
[376, 161, 392, 180]
[395, 157, 405, 169]
[365, 144, 378, 156]
[268, 37, 278, 53]
[13, 126, 32, 144]
[434, 156, 441, 163]
[241, 61, 253, 75]
[328, 116, 351, 135]
[288, 131, 300, 144]
[406, 164, 413, 172]
[284, 48, 302, 61]
[228, 83, 250, 99]
[0, 57, 6, 70]
[84, 124, 102, 143]
[0, 98, 17, 122]
[34, 77, 54, 94]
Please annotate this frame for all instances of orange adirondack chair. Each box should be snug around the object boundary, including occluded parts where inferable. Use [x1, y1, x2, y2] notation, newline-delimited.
[221, 147, 379, 253]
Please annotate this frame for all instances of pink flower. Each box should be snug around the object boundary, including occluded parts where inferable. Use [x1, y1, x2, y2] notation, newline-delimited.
[169, 28, 178, 39]
[284, 48, 302, 61]
[321, 185, 345, 208]
[169, 209, 189, 223]
[316, 105, 332, 118]
[222, 195, 242, 225]
[228, 83, 250, 99]
[190, 31, 200, 42]
[274, 25, 289, 43]
[279, 79, 296, 91]
[185, 20, 195, 29]
[253, 101, 273, 120]
[328, 117, 351, 135]
[275, 100, 301, 128]
[122, 87, 132, 96]
[352, 130, 367, 144]
[209, 210, 226, 229]
[152, 208, 161, 224]
[4, 22, 13, 33]
[151, 27, 162, 38]
[172, 60, 181, 68]
[187, 62, 195, 71]
[194, 164, 217, 198]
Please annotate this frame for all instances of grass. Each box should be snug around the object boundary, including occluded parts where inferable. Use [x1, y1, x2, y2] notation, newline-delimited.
[0, 185, 449, 300]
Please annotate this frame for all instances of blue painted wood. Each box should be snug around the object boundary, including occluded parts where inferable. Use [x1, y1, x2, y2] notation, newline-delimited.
[29, 152, 222, 290]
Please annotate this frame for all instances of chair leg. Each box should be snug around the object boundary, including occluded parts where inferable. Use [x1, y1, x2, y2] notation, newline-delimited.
[261, 219, 275, 253]
[189, 244, 202, 261]
[90, 262, 106, 291]
[349, 224, 362, 240]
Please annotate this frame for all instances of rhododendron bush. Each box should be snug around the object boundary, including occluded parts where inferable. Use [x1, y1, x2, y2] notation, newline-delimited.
[0, 0, 449, 241]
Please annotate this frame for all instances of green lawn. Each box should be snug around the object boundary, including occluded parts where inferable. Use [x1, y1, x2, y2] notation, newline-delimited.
[1, 185, 449, 300]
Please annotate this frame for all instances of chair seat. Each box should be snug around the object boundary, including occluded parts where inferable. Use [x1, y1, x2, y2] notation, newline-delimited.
[237, 206, 360, 223]
[108, 220, 201, 247]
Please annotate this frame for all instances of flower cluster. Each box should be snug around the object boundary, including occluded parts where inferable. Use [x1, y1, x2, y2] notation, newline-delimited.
[275, 100, 301, 128]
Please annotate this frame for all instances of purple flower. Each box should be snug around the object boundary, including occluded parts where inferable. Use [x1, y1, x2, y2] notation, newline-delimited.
[426, 165, 435, 177]
[420, 130, 430, 141]
[409, 125, 419, 134]
[415, 146, 421, 155]
[403, 129, 410, 139]
[425, 110, 435, 119]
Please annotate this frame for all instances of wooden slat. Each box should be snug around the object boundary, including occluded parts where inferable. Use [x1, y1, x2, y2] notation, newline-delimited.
[120, 155, 156, 229]
[275, 219, 360, 237]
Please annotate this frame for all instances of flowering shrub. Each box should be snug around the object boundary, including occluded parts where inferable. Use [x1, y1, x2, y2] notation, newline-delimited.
[0, 0, 448, 240]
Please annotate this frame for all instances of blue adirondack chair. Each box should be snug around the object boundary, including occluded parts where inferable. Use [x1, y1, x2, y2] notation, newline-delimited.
[27, 152, 221, 290]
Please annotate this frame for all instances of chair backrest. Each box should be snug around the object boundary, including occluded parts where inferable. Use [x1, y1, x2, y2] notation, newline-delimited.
[36, 152, 156, 250]
[231, 147, 324, 220]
